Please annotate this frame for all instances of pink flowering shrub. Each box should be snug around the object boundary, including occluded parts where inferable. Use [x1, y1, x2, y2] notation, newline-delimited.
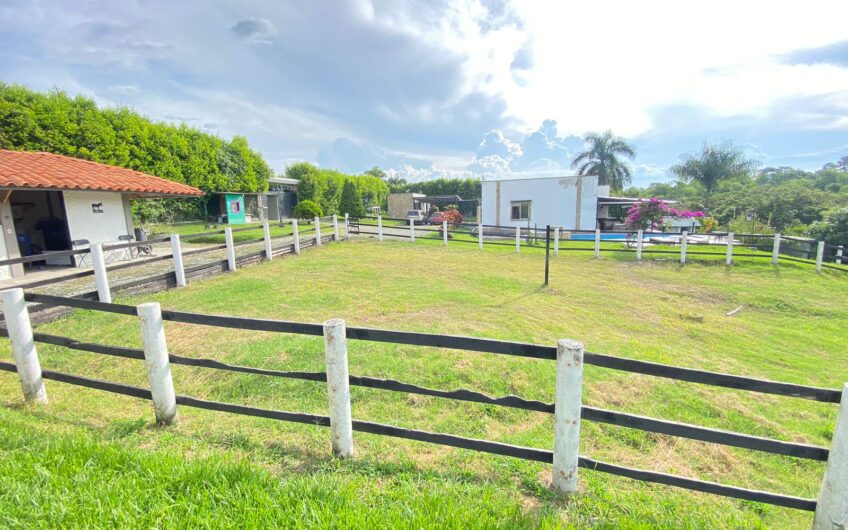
[625, 198, 704, 230]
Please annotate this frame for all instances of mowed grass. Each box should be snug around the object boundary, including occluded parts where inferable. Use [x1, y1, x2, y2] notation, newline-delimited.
[2, 237, 847, 528]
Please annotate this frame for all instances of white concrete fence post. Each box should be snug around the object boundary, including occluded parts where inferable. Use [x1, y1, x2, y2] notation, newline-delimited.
[0, 288, 47, 403]
[323, 318, 354, 458]
[680, 231, 688, 264]
[554, 226, 560, 256]
[515, 226, 521, 253]
[816, 241, 825, 273]
[171, 234, 187, 287]
[377, 216, 384, 242]
[442, 220, 448, 246]
[594, 229, 601, 258]
[771, 233, 781, 265]
[292, 219, 301, 254]
[137, 302, 178, 425]
[224, 227, 236, 271]
[813, 382, 848, 529]
[91, 243, 112, 303]
[262, 222, 273, 261]
[333, 214, 340, 241]
[344, 213, 350, 240]
[314, 217, 322, 246]
[409, 219, 415, 243]
[838, 245, 844, 265]
[478, 223, 483, 250]
[552, 338, 584, 495]
[725, 232, 734, 265]
[636, 230, 644, 261]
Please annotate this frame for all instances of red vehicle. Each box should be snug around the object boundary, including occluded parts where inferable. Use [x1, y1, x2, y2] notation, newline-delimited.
[428, 211, 447, 225]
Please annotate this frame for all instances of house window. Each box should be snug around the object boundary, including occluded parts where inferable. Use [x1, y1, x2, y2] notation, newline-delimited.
[511, 201, 531, 221]
[230, 200, 242, 213]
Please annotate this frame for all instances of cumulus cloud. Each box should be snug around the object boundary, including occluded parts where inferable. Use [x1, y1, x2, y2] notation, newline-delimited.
[230, 17, 277, 44]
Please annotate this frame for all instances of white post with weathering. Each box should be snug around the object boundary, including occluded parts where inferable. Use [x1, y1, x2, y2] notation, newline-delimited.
[292, 219, 300, 254]
[171, 234, 187, 287]
[344, 213, 350, 239]
[137, 302, 178, 425]
[224, 227, 236, 271]
[333, 214, 339, 241]
[409, 219, 415, 243]
[323, 318, 353, 458]
[725, 232, 734, 265]
[478, 222, 483, 249]
[377, 216, 384, 242]
[554, 226, 560, 256]
[813, 382, 848, 529]
[771, 233, 781, 265]
[0, 288, 47, 403]
[816, 241, 825, 273]
[91, 243, 111, 303]
[442, 220, 448, 246]
[262, 222, 273, 261]
[838, 245, 844, 265]
[594, 229, 601, 258]
[680, 231, 688, 264]
[552, 338, 583, 495]
[314, 217, 322, 246]
[515, 226, 520, 253]
[636, 230, 643, 261]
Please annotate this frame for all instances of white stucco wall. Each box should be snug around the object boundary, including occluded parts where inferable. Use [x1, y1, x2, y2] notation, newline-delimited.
[63, 190, 133, 244]
[481, 176, 598, 230]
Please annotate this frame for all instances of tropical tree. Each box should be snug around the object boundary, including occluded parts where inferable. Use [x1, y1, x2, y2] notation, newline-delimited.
[364, 166, 387, 180]
[571, 130, 636, 192]
[670, 141, 759, 211]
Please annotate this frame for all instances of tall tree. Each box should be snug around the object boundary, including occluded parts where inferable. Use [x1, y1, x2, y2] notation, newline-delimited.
[670, 141, 759, 211]
[571, 130, 636, 192]
[364, 166, 387, 180]
[338, 179, 366, 217]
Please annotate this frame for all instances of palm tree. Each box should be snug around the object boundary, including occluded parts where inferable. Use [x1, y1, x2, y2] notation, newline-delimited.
[571, 130, 636, 192]
[670, 141, 759, 211]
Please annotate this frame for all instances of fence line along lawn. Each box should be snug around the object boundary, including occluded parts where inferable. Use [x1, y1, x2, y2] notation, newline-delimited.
[2, 238, 847, 528]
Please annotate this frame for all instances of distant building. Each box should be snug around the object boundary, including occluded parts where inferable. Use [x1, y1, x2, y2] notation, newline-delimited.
[481, 175, 600, 230]
[266, 177, 299, 221]
[387, 192, 429, 218]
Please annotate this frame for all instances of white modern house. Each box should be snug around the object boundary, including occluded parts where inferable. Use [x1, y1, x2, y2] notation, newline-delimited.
[481, 175, 602, 230]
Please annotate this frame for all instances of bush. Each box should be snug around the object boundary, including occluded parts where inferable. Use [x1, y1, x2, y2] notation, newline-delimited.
[293, 200, 323, 219]
[809, 207, 848, 245]
[338, 180, 365, 217]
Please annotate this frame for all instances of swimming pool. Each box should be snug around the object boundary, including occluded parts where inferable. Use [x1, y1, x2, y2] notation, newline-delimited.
[568, 232, 667, 241]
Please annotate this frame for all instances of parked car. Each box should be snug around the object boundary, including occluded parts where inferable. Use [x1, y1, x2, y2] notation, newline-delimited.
[428, 211, 447, 225]
[406, 209, 425, 222]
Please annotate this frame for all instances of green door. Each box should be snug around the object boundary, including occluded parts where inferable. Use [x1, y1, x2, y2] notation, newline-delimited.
[225, 194, 246, 224]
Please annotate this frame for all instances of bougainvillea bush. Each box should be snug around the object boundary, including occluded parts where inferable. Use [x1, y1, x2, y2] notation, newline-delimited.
[624, 198, 704, 230]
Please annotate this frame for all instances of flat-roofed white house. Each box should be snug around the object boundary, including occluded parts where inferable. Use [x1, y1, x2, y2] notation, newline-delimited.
[481, 175, 602, 230]
[0, 150, 203, 279]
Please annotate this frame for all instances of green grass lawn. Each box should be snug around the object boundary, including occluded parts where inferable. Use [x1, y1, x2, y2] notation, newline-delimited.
[2, 237, 847, 528]
[143, 219, 339, 244]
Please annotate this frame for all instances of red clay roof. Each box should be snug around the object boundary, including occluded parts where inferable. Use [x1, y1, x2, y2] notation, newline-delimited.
[0, 150, 204, 197]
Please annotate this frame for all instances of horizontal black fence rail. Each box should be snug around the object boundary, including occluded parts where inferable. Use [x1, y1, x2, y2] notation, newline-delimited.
[1, 291, 844, 515]
[348, 217, 848, 274]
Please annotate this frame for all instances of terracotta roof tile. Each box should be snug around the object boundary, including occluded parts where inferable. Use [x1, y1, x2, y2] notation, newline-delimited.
[0, 150, 204, 197]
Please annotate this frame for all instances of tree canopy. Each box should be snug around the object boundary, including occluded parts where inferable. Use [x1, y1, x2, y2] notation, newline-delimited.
[283, 162, 387, 215]
[571, 130, 636, 192]
[669, 141, 759, 210]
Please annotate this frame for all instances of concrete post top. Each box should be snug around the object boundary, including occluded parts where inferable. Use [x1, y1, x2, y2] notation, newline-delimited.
[557, 339, 584, 351]
[323, 318, 345, 328]
[137, 302, 161, 315]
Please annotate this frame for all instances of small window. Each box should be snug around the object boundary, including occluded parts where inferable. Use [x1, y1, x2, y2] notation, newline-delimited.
[510, 200, 531, 221]
[230, 200, 242, 213]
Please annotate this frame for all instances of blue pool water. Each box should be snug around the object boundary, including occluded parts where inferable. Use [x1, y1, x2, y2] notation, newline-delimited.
[569, 233, 667, 241]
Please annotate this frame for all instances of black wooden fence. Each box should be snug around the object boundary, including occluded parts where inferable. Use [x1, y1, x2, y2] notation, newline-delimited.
[1, 291, 844, 513]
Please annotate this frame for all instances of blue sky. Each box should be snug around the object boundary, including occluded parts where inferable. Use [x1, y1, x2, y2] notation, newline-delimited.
[1, 0, 847, 186]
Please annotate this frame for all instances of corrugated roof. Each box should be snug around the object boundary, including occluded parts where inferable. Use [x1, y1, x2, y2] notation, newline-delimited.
[0, 150, 204, 197]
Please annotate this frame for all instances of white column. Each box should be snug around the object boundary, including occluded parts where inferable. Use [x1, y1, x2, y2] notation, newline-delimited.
[478, 223, 483, 249]
[314, 217, 322, 246]
[813, 383, 848, 529]
[323, 318, 353, 458]
[515, 226, 521, 253]
[344, 213, 350, 239]
[0, 288, 47, 403]
[552, 338, 583, 495]
[725, 232, 734, 265]
[771, 233, 781, 265]
[409, 219, 415, 243]
[442, 220, 448, 246]
[292, 219, 301, 254]
[377, 216, 384, 242]
[137, 302, 177, 425]
[90, 243, 112, 303]
[171, 234, 187, 287]
[332, 214, 339, 241]
[262, 222, 273, 261]
[816, 241, 825, 273]
[680, 231, 688, 264]
[224, 227, 236, 271]
[554, 226, 560, 256]
[838, 246, 844, 265]
[594, 229, 601, 258]
[636, 230, 644, 261]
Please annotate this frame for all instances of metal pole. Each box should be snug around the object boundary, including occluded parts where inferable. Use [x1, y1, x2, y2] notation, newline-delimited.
[90, 243, 112, 303]
[137, 302, 178, 424]
[171, 234, 187, 287]
[0, 288, 47, 403]
[544, 225, 551, 286]
[552, 338, 583, 495]
[323, 318, 354, 457]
